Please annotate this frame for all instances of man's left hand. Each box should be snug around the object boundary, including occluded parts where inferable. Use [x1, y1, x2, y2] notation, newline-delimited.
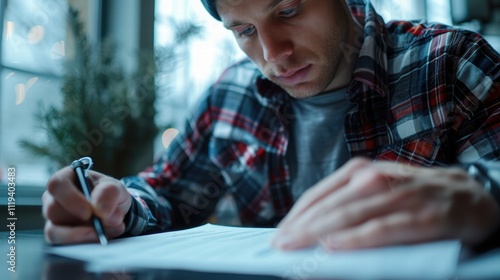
[272, 158, 500, 250]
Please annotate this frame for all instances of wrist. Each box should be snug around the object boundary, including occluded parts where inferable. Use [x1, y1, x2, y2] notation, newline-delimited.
[462, 160, 500, 251]
[121, 193, 150, 236]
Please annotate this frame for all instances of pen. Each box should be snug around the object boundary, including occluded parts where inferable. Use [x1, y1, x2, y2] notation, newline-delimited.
[71, 157, 108, 246]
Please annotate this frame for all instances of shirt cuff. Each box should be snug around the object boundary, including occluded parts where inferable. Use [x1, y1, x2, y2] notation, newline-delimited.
[122, 194, 150, 236]
[462, 160, 500, 251]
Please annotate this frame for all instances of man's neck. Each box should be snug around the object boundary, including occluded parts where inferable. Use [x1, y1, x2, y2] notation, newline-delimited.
[324, 23, 363, 92]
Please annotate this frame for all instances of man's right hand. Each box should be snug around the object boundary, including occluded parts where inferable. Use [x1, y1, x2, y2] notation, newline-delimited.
[42, 167, 132, 244]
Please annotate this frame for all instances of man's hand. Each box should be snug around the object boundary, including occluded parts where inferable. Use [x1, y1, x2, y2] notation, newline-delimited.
[272, 158, 500, 250]
[42, 167, 132, 244]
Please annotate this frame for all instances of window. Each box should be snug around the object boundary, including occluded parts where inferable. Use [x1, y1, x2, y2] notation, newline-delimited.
[361, 0, 499, 51]
[154, 0, 245, 131]
[0, 0, 68, 186]
[0, 0, 99, 188]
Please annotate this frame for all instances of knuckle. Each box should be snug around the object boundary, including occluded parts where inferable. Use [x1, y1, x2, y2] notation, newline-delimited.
[46, 176, 62, 194]
[337, 206, 361, 226]
[417, 206, 450, 236]
[42, 193, 59, 221]
[41, 192, 52, 215]
[44, 222, 57, 244]
[353, 168, 390, 192]
[101, 182, 120, 195]
[420, 210, 441, 228]
[348, 157, 371, 169]
[366, 220, 390, 238]
[44, 202, 61, 221]
[46, 168, 73, 194]
[446, 167, 469, 181]
[371, 222, 387, 237]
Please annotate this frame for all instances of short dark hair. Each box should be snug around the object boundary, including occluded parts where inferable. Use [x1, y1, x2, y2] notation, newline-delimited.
[201, 0, 221, 21]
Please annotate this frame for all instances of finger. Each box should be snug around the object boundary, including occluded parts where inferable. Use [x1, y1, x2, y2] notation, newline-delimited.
[42, 192, 87, 225]
[278, 158, 371, 228]
[90, 182, 120, 220]
[46, 167, 92, 221]
[276, 163, 400, 242]
[90, 178, 131, 227]
[44, 220, 98, 245]
[44, 220, 126, 245]
[321, 210, 447, 251]
[272, 187, 416, 250]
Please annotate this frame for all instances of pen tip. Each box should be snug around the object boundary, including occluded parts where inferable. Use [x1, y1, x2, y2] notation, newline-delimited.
[99, 236, 108, 246]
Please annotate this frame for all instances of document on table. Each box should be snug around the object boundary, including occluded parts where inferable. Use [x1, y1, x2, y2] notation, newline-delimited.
[47, 223, 461, 279]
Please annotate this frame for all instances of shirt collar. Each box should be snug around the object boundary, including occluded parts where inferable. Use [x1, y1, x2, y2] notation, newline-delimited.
[348, 0, 390, 99]
[254, 74, 290, 107]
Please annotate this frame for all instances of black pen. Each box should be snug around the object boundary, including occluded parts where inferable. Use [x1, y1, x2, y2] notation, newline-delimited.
[71, 157, 108, 246]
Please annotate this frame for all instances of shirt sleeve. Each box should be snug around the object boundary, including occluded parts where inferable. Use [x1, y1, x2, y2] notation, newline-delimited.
[452, 33, 500, 250]
[462, 159, 500, 251]
[452, 31, 500, 162]
[119, 89, 228, 235]
[121, 176, 164, 235]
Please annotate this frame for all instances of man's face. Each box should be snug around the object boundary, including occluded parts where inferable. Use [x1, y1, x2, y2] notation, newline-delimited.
[217, 0, 355, 99]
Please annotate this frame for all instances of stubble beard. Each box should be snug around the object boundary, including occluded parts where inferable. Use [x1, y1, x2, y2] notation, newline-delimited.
[266, 28, 348, 99]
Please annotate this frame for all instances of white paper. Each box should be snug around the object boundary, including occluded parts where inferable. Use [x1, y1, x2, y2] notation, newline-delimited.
[46, 224, 461, 279]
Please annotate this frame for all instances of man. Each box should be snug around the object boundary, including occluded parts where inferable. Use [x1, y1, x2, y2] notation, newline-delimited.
[43, 0, 500, 251]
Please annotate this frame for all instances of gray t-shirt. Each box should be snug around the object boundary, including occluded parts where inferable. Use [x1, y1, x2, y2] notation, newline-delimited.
[286, 87, 353, 201]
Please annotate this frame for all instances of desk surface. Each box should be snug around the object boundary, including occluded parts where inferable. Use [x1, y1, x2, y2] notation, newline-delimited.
[2, 230, 500, 280]
[1, 231, 283, 280]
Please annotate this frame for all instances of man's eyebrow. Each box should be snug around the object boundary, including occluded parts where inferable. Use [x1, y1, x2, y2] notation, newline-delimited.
[265, 0, 286, 13]
[223, 0, 286, 29]
[223, 20, 244, 29]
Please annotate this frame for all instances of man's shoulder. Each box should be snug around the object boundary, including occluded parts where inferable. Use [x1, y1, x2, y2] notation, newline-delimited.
[215, 58, 261, 87]
[385, 20, 498, 67]
[198, 58, 264, 109]
[386, 20, 486, 48]
[387, 20, 457, 37]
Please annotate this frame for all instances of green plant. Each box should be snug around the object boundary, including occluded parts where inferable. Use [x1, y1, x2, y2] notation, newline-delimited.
[19, 8, 200, 178]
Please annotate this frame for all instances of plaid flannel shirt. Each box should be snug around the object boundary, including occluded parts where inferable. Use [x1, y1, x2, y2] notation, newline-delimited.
[121, 0, 500, 235]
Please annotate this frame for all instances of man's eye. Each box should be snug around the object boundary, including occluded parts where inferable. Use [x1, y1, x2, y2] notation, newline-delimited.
[238, 25, 256, 37]
[279, 6, 300, 17]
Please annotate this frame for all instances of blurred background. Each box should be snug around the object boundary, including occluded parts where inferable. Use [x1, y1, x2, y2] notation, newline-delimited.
[0, 0, 499, 228]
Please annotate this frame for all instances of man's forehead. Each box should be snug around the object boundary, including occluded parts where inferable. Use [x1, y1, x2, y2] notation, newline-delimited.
[201, 0, 358, 21]
[215, 0, 248, 15]
[202, 0, 294, 21]
[220, 0, 244, 7]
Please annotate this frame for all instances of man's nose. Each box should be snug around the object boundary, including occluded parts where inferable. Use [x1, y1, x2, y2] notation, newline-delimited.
[259, 27, 293, 63]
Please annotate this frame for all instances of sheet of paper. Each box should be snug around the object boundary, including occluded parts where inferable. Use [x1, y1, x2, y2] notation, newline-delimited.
[46, 224, 461, 279]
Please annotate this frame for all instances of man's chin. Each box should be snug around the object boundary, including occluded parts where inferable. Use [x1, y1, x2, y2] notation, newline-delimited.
[281, 85, 321, 99]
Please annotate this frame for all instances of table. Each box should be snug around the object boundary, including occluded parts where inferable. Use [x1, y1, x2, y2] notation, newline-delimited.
[1, 230, 282, 280]
[2, 230, 500, 280]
